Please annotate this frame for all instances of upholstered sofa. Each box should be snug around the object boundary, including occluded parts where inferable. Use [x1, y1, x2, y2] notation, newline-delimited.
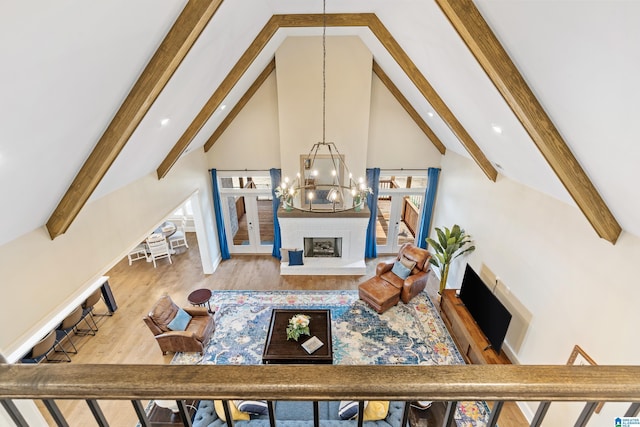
[143, 294, 215, 354]
[192, 400, 405, 427]
[358, 243, 432, 313]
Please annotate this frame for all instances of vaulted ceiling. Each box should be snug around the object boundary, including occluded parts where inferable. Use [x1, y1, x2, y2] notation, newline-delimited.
[2, 0, 639, 247]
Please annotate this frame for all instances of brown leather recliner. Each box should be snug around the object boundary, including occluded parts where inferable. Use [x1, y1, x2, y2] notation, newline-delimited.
[143, 294, 215, 355]
[359, 243, 432, 313]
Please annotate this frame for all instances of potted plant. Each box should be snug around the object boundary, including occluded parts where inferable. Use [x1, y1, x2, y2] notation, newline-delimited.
[426, 224, 476, 295]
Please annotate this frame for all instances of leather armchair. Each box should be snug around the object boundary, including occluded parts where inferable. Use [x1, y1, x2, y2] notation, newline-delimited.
[375, 243, 432, 303]
[143, 295, 215, 355]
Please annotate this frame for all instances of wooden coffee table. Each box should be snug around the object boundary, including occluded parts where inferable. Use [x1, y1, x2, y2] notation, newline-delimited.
[262, 309, 333, 364]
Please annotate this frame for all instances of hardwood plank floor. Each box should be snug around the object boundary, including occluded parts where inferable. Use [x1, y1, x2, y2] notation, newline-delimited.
[34, 234, 527, 426]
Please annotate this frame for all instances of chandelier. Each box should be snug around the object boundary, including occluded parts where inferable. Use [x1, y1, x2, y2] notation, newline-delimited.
[275, 0, 371, 213]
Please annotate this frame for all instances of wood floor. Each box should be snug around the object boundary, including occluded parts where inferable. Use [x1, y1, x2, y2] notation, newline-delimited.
[35, 234, 528, 426]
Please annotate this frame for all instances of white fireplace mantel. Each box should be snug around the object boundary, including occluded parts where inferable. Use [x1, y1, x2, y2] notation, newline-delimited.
[279, 208, 369, 275]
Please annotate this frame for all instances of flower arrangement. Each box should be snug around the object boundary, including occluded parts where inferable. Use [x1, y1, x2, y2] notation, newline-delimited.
[286, 313, 311, 341]
[275, 177, 299, 209]
[351, 180, 373, 209]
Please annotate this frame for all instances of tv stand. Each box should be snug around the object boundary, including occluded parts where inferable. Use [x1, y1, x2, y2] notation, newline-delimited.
[439, 289, 511, 365]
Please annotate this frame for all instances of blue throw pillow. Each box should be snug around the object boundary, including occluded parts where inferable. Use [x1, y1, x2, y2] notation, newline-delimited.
[167, 307, 192, 331]
[288, 249, 304, 266]
[234, 400, 268, 415]
[391, 260, 412, 280]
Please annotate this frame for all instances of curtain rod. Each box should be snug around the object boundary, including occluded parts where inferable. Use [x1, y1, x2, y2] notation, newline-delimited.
[377, 168, 434, 171]
[208, 168, 437, 172]
[208, 168, 272, 172]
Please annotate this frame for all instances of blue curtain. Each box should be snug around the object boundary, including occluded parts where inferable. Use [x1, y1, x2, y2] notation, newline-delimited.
[210, 169, 230, 260]
[416, 167, 441, 249]
[364, 167, 381, 259]
[270, 168, 283, 259]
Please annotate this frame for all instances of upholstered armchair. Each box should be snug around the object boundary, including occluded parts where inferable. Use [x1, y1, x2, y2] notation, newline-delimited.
[359, 243, 432, 313]
[143, 295, 215, 355]
[377, 243, 432, 303]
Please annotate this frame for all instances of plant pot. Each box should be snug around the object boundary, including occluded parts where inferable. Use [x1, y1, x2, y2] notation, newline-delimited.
[438, 264, 450, 295]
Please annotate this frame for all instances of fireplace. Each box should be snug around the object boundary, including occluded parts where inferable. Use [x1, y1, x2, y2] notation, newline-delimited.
[278, 209, 369, 275]
[304, 237, 342, 258]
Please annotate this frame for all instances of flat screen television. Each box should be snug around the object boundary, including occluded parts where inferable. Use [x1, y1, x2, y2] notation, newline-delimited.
[459, 264, 512, 354]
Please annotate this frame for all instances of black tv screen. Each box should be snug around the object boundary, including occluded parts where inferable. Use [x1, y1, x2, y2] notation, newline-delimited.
[459, 264, 512, 354]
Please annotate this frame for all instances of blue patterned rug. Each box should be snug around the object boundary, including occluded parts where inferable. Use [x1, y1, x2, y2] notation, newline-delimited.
[171, 290, 490, 426]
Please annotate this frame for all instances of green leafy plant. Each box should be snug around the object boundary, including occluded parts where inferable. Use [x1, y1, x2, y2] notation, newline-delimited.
[426, 225, 476, 295]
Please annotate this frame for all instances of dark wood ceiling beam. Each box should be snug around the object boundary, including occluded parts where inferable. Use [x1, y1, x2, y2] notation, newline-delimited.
[45, 0, 224, 240]
[436, 0, 621, 243]
[366, 14, 497, 182]
[203, 59, 276, 152]
[157, 17, 281, 178]
[372, 61, 446, 154]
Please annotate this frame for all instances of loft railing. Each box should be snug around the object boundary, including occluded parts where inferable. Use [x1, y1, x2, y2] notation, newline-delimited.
[2, 364, 640, 427]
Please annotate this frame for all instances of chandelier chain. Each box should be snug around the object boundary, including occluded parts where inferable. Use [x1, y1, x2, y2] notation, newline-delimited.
[273, 0, 372, 213]
[322, 0, 326, 144]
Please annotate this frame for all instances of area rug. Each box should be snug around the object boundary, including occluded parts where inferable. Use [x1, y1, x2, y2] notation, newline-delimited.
[171, 290, 490, 426]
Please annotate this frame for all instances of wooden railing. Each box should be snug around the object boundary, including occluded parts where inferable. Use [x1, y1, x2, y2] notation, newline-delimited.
[2, 364, 640, 427]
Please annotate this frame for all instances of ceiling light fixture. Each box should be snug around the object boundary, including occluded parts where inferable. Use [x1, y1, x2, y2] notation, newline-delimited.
[160, 118, 170, 127]
[274, 0, 371, 213]
[491, 124, 503, 134]
[427, 111, 434, 117]
[220, 105, 227, 111]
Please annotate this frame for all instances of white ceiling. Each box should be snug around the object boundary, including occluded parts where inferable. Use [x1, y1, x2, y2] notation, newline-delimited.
[1, 0, 639, 246]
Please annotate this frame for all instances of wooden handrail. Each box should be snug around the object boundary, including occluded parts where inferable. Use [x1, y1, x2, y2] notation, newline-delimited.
[2, 364, 640, 402]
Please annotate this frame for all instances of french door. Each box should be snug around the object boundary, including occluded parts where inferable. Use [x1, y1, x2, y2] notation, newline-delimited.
[218, 173, 274, 254]
[375, 173, 426, 255]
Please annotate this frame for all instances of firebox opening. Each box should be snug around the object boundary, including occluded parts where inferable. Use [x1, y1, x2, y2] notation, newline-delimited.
[304, 237, 342, 258]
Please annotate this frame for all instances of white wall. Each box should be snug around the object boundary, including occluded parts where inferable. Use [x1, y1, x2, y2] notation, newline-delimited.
[368, 74, 443, 168]
[433, 152, 640, 425]
[276, 36, 372, 178]
[0, 149, 219, 361]
[206, 72, 281, 169]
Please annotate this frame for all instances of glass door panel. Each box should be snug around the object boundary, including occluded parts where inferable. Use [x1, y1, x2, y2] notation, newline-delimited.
[397, 195, 423, 248]
[255, 195, 275, 246]
[375, 194, 404, 254]
[222, 193, 273, 254]
[376, 193, 423, 254]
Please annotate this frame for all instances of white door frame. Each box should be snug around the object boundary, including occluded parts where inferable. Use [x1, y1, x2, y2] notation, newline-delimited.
[375, 187, 424, 255]
[216, 170, 274, 255]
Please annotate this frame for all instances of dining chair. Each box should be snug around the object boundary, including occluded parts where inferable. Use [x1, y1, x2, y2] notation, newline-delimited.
[21, 329, 71, 363]
[56, 305, 92, 354]
[146, 233, 172, 267]
[127, 243, 148, 265]
[168, 218, 189, 251]
[81, 288, 103, 333]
